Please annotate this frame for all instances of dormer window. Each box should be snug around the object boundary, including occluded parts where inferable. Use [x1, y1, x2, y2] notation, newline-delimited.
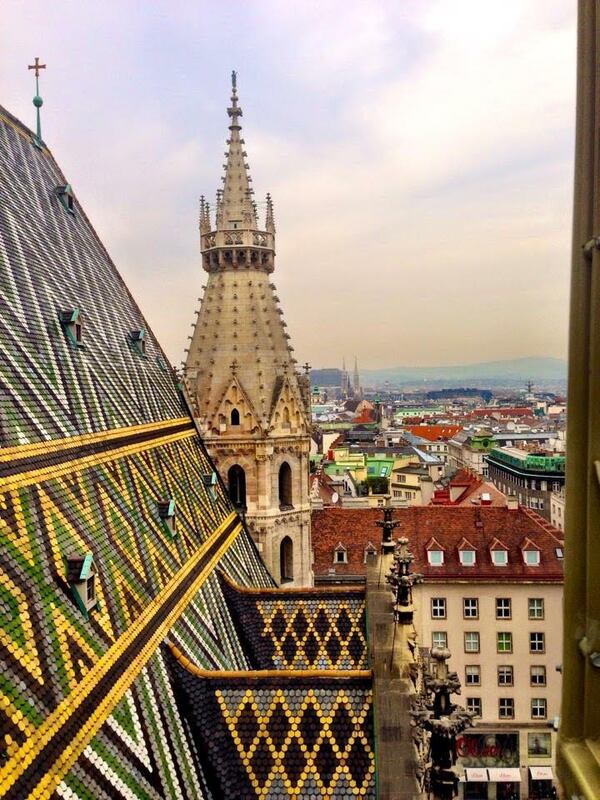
[59, 309, 83, 347]
[428, 550, 444, 566]
[129, 328, 146, 356]
[157, 498, 177, 537]
[333, 543, 348, 564]
[66, 553, 98, 617]
[363, 542, 378, 564]
[460, 549, 476, 566]
[202, 471, 218, 500]
[492, 549, 508, 566]
[524, 549, 540, 566]
[54, 183, 75, 214]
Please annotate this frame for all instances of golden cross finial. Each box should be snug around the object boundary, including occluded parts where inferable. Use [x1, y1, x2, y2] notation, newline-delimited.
[28, 57, 46, 78]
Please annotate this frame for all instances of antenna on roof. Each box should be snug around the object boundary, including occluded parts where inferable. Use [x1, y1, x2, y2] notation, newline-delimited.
[27, 56, 46, 147]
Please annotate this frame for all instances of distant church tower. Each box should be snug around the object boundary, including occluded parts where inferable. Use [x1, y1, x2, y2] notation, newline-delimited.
[353, 356, 362, 398]
[184, 73, 312, 586]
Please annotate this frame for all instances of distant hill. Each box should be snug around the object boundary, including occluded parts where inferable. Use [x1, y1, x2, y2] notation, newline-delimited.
[360, 357, 567, 388]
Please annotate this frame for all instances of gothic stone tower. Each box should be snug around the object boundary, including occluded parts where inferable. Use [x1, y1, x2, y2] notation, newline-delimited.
[184, 73, 312, 586]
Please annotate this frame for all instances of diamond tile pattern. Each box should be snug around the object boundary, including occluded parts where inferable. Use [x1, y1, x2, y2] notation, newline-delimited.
[171, 665, 376, 800]
[221, 580, 368, 671]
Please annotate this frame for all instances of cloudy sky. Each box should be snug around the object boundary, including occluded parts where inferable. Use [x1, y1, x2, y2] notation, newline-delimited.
[1, 1, 576, 369]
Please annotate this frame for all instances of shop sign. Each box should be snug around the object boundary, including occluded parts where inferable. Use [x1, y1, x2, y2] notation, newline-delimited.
[456, 733, 519, 767]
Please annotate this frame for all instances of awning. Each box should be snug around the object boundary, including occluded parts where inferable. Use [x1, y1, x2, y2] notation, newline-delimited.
[465, 768, 489, 782]
[530, 766, 554, 780]
[488, 767, 521, 782]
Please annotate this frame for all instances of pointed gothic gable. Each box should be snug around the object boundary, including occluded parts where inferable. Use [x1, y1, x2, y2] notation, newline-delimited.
[209, 375, 262, 436]
[268, 374, 309, 435]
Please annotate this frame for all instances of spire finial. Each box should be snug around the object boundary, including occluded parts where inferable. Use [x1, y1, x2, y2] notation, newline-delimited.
[265, 192, 276, 234]
[232, 70, 237, 90]
[28, 56, 46, 146]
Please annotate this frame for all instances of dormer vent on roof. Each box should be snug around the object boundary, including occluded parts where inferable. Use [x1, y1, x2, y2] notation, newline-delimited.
[129, 328, 146, 356]
[202, 471, 218, 500]
[59, 308, 83, 347]
[157, 498, 177, 537]
[54, 183, 75, 214]
[66, 553, 98, 617]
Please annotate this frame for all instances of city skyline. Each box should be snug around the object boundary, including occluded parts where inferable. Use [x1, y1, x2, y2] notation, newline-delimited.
[1, 0, 576, 368]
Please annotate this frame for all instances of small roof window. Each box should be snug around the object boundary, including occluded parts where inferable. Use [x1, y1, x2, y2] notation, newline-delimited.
[426, 537, 445, 566]
[555, 547, 564, 559]
[490, 537, 509, 566]
[333, 542, 348, 564]
[59, 308, 83, 347]
[202, 471, 218, 500]
[458, 537, 477, 566]
[129, 328, 146, 356]
[66, 552, 98, 617]
[54, 183, 75, 214]
[157, 498, 177, 537]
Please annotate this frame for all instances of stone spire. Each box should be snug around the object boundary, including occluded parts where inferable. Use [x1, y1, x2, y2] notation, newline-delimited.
[353, 356, 361, 397]
[220, 71, 257, 230]
[184, 73, 312, 587]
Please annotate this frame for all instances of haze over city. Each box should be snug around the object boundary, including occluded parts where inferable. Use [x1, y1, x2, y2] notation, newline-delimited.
[1, 0, 575, 368]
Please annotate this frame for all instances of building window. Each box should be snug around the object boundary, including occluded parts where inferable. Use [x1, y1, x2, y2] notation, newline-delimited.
[280, 536, 293, 583]
[86, 574, 96, 603]
[363, 543, 377, 563]
[492, 549, 508, 566]
[464, 632, 480, 653]
[496, 598, 512, 619]
[431, 598, 447, 619]
[427, 550, 444, 566]
[528, 598, 545, 619]
[530, 632, 546, 653]
[499, 698, 515, 719]
[227, 464, 246, 510]
[530, 666, 547, 686]
[465, 665, 481, 686]
[333, 545, 347, 564]
[459, 549, 476, 566]
[524, 549, 540, 566]
[278, 462, 293, 508]
[497, 632, 513, 653]
[432, 631, 448, 649]
[498, 666, 514, 686]
[531, 698, 547, 719]
[466, 698, 482, 717]
[463, 598, 479, 619]
[230, 408, 240, 425]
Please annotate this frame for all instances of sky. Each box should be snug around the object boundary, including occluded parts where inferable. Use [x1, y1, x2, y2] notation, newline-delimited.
[1, 1, 576, 369]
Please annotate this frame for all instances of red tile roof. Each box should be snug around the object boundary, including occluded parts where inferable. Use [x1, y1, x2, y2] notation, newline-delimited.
[404, 425, 463, 442]
[311, 506, 563, 582]
[469, 407, 532, 418]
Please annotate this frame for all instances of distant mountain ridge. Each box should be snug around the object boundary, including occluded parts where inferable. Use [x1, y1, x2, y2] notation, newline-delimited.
[359, 357, 567, 388]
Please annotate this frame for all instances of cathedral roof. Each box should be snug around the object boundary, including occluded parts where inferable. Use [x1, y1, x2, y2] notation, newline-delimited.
[0, 103, 275, 798]
[0, 101, 373, 799]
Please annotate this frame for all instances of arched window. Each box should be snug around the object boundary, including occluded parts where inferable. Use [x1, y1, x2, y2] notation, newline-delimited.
[228, 464, 246, 510]
[231, 408, 240, 426]
[278, 462, 293, 508]
[280, 536, 293, 583]
[282, 407, 291, 428]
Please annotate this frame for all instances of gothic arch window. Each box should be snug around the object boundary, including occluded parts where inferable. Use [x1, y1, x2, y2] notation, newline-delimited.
[280, 536, 293, 583]
[228, 464, 246, 510]
[231, 408, 240, 426]
[282, 406, 291, 428]
[278, 462, 293, 509]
